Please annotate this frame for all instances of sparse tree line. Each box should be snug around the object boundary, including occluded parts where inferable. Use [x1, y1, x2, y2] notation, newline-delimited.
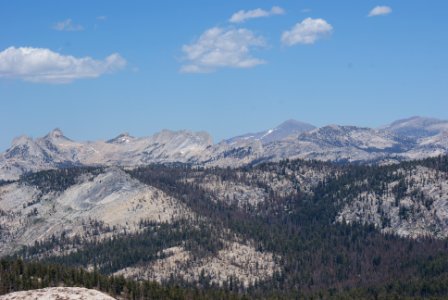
[0, 258, 249, 299]
[3, 256, 448, 299]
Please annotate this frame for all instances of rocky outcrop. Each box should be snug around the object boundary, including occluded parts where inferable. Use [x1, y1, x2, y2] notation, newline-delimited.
[0, 287, 115, 300]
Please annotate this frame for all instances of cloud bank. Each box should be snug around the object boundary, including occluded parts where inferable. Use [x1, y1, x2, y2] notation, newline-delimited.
[181, 27, 266, 73]
[229, 6, 285, 23]
[0, 47, 126, 83]
[281, 18, 333, 46]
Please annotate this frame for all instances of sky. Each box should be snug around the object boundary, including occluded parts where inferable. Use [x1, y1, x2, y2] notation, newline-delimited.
[0, 0, 447, 150]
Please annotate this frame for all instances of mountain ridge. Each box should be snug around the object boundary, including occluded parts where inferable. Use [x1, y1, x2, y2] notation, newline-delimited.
[1, 116, 448, 180]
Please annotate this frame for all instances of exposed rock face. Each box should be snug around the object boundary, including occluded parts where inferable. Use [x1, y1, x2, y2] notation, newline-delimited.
[190, 163, 332, 209]
[115, 242, 279, 287]
[0, 287, 115, 300]
[198, 174, 268, 208]
[0, 168, 191, 255]
[337, 166, 448, 239]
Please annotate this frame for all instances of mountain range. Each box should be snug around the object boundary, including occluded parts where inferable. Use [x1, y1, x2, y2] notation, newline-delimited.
[1, 116, 448, 180]
[2, 117, 448, 299]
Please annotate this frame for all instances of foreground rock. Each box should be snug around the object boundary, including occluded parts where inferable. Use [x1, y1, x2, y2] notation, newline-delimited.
[0, 287, 115, 300]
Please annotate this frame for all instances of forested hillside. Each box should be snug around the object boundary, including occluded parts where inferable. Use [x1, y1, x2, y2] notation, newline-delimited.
[1, 156, 448, 299]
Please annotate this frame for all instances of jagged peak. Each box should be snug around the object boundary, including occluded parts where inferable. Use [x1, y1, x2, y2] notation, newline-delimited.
[44, 128, 69, 140]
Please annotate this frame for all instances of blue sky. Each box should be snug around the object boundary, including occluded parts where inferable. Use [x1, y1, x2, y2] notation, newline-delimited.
[0, 0, 447, 150]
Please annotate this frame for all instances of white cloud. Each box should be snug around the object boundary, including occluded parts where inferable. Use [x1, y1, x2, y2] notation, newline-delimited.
[281, 18, 333, 46]
[368, 6, 392, 17]
[180, 27, 266, 73]
[53, 19, 84, 31]
[0, 47, 126, 83]
[229, 6, 285, 23]
[97, 16, 107, 21]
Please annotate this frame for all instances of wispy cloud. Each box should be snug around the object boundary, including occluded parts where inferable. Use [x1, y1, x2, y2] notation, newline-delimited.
[229, 6, 285, 23]
[368, 6, 392, 17]
[97, 16, 107, 21]
[0, 47, 126, 83]
[53, 18, 84, 31]
[281, 18, 333, 46]
[180, 27, 266, 73]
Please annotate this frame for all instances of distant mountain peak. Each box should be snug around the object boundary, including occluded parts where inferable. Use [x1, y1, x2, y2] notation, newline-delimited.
[386, 116, 448, 139]
[44, 128, 69, 141]
[226, 119, 316, 145]
[323, 124, 341, 130]
[389, 116, 442, 127]
[5, 135, 45, 161]
[278, 119, 315, 128]
[107, 132, 135, 144]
